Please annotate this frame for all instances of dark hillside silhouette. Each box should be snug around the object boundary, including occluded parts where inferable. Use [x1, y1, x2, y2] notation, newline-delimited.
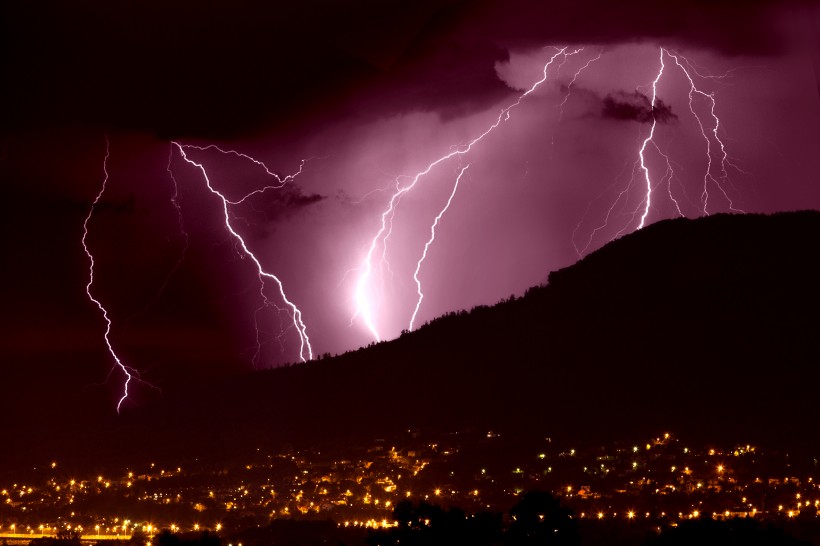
[115, 210, 820, 460]
[5, 211, 819, 468]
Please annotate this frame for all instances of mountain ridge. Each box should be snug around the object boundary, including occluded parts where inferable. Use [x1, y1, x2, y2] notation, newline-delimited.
[118, 210, 820, 462]
[4, 210, 820, 470]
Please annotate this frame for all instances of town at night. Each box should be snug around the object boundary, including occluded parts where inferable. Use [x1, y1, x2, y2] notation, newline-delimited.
[2, 432, 820, 545]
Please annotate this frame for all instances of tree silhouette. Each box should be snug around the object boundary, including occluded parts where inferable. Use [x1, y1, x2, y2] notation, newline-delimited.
[370, 500, 502, 546]
[646, 517, 808, 546]
[153, 530, 180, 546]
[506, 491, 579, 546]
[28, 529, 81, 546]
[129, 528, 148, 546]
[373, 495, 585, 545]
[151, 531, 219, 546]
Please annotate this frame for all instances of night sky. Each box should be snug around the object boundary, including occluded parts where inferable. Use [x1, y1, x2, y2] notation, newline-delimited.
[2, 1, 820, 411]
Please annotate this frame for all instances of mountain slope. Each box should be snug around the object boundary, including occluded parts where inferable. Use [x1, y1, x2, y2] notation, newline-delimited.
[7, 211, 818, 471]
[126, 211, 820, 459]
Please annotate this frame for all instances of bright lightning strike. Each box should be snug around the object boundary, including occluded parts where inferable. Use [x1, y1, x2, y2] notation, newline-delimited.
[635, 47, 745, 229]
[172, 142, 313, 363]
[637, 47, 666, 230]
[82, 136, 150, 412]
[409, 164, 471, 331]
[354, 46, 576, 341]
[573, 46, 745, 255]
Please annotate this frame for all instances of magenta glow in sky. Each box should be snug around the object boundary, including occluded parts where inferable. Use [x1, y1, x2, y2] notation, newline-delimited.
[2, 0, 819, 409]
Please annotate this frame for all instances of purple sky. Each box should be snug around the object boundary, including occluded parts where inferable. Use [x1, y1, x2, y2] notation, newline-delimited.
[2, 0, 820, 409]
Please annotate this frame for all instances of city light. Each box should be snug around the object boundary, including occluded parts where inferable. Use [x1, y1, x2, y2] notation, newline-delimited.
[0, 432, 816, 537]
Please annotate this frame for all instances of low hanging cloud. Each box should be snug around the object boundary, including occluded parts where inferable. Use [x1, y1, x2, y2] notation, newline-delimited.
[601, 91, 677, 123]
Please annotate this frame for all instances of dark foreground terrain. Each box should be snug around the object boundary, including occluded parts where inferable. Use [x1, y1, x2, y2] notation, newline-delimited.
[3, 211, 820, 469]
[137, 211, 820, 459]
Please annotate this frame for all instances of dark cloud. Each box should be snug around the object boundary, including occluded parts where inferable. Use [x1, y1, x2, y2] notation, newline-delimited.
[601, 91, 677, 124]
[234, 189, 325, 238]
[0, 0, 809, 139]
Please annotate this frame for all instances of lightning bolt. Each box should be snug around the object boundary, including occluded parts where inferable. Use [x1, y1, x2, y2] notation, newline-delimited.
[409, 164, 470, 331]
[637, 47, 665, 229]
[573, 46, 746, 255]
[654, 141, 683, 217]
[172, 142, 313, 363]
[557, 50, 603, 121]
[665, 49, 745, 214]
[355, 46, 574, 342]
[165, 144, 191, 280]
[636, 47, 746, 228]
[175, 143, 310, 205]
[82, 136, 150, 412]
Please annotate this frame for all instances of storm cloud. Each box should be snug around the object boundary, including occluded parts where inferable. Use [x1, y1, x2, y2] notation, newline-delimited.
[601, 91, 677, 123]
[1, 0, 814, 139]
[2, 1, 818, 411]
